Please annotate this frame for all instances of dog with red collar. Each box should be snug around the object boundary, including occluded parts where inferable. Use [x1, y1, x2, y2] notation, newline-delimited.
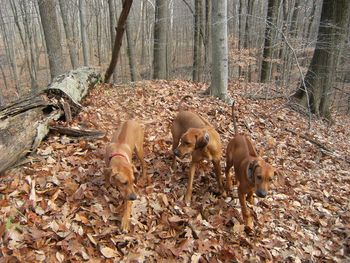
[104, 120, 149, 232]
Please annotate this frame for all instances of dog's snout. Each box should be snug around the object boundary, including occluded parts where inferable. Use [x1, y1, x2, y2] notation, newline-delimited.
[127, 193, 137, 201]
[174, 149, 180, 157]
[256, 190, 267, 198]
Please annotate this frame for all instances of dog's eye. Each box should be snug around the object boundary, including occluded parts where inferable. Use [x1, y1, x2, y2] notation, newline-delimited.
[121, 181, 128, 185]
[269, 178, 273, 182]
[257, 175, 262, 180]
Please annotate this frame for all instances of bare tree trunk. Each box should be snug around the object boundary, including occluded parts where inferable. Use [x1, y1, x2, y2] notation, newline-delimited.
[108, 0, 118, 82]
[204, 0, 211, 67]
[294, 0, 350, 118]
[10, 0, 38, 90]
[21, 1, 38, 84]
[305, 0, 317, 41]
[166, 0, 174, 79]
[210, 0, 231, 103]
[95, 0, 102, 66]
[244, 0, 254, 81]
[153, 0, 168, 79]
[104, 0, 134, 83]
[124, 1, 139, 81]
[37, 0, 65, 80]
[79, 0, 90, 66]
[238, 0, 246, 51]
[260, 0, 280, 83]
[59, 0, 79, 69]
[243, 0, 254, 49]
[290, 0, 301, 38]
[0, 9, 20, 93]
[193, 0, 203, 82]
[0, 64, 9, 93]
[140, 0, 147, 66]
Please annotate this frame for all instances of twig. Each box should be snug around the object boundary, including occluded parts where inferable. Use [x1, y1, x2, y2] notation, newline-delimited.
[245, 94, 286, 100]
[285, 127, 331, 152]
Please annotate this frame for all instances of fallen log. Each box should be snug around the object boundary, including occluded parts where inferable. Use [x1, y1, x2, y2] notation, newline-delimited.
[0, 67, 100, 175]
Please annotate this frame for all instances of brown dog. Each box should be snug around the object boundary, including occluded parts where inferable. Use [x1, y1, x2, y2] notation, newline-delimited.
[171, 96, 224, 206]
[105, 120, 149, 232]
[225, 102, 275, 229]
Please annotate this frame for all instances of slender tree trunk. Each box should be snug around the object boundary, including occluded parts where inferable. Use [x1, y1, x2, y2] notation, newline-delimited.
[243, 0, 254, 49]
[124, 0, 139, 81]
[104, 0, 133, 83]
[193, 0, 203, 82]
[95, 1, 102, 66]
[204, 0, 211, 67]
[260, 0, 280, 83]
[238, 0, 247, 51]
[0, 64, 9, 92]
[294, 0, 350, 118]
[10, 0, 38, 89]
[166, 0, 173, 79]
[59, 0, 78, 69]
[140, 0, 146, 66]
[21, 1, 38, 83]
[0, 9, 20, 93]
[210, 0, 231, 103]
[153, 0, 168, 79]
[244, 0, 254, 81]
[305, 0, 317, 41]
[79, 0, 90, 66]
[108, 0, 118, 82]
[38, 0, 65, 81]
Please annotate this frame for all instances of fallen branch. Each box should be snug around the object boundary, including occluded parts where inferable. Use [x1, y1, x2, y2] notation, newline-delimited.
[285, 128, 349, 164]
[245, 94, 286, 100]
[285, 127, 332, 152]
[49, 125, 105, 139]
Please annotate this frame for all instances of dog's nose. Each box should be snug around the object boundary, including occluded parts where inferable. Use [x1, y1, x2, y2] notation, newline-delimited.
[174, 149, 180, 157]
[127, 193, 137, 201]
[256, 190, 267, 198]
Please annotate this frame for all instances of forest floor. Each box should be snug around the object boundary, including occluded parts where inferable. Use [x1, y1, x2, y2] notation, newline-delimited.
[1, 80, 349, 262]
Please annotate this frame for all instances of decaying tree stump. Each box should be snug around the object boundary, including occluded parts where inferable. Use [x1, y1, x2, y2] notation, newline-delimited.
[0, 67, 100, 175]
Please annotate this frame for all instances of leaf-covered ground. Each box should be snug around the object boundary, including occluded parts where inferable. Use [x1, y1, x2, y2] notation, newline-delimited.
[1, 80, 349, 262]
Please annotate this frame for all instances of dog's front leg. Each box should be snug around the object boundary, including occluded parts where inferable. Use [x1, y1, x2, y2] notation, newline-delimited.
[225, 167, 233, 192]
[247, 191, 254, 204]
[238, 188, 253, 229]
[121, 200, 132, 232]
[185, 162, 196, 206]
[212, 159, 225, 196]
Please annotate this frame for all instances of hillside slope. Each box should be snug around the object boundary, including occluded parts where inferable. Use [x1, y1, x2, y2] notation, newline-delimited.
[1, 80, 349, 262]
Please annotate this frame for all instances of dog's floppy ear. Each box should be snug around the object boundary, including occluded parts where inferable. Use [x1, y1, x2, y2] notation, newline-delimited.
[247, 160, 258, 182]
[195, 131, 209, 149]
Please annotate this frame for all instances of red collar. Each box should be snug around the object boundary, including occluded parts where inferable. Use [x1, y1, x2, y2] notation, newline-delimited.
[109, 152, 130, 163]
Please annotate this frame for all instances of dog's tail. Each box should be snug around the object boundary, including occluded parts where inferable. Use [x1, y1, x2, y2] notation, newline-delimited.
[178, 95, 193, 111]
[232, 100, 238, 134]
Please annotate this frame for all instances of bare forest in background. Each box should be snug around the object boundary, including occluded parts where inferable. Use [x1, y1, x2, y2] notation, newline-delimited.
[0, 0, 349, 114]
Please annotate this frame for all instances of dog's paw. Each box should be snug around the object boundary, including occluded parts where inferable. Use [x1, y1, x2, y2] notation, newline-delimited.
[121, 219, 130, 233]
[184, 195, 191, 207]
[245, 217, 254, 230]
